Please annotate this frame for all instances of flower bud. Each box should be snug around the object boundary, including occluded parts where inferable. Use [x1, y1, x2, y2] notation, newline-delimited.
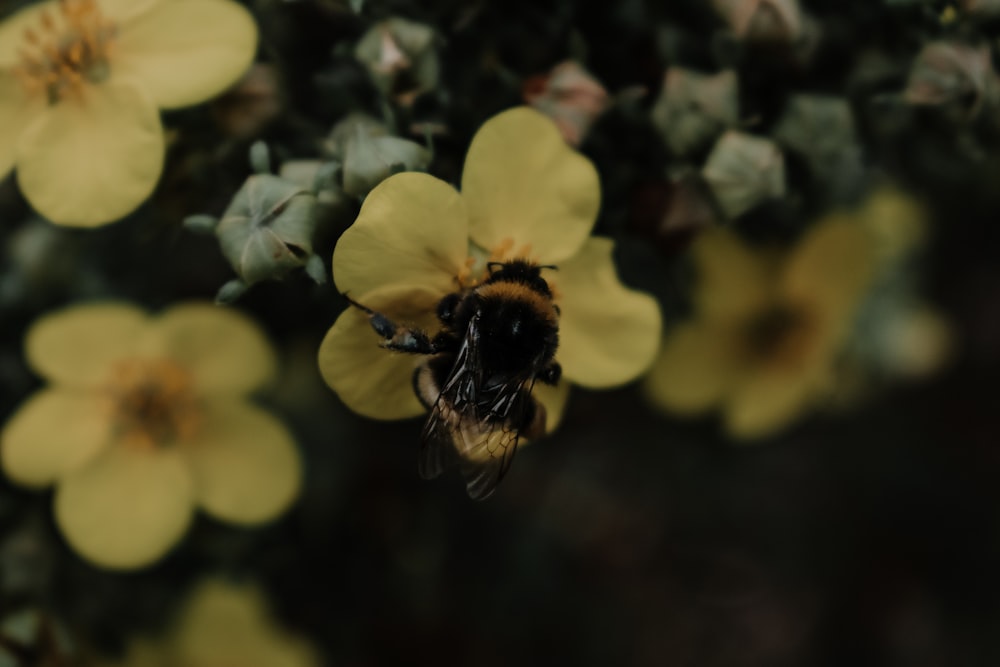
[959, 0, 1000, 16]
[712, 0, 803, 44]
[355, 17, 439, 105]
[336, 121, 431, 199]
[217, 175, 319, 285]
[323, 112, 389, 158]
[187, 171, 324, 302]
[772, 94, 864, 201]
[651, 67, 738, 157]
[702, 131, 785, 220]
[904, 41, 1000, 120]
[523, 61, 609, 146]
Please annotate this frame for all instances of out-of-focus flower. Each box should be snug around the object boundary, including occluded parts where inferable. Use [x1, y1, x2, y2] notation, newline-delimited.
[354, 17, 438, 106]
[90, 580, 320, 667]
[0, 0, 258, 227]
[846, 190, 952, 383]
[318, 107, 661, 428]
[903, 41, 1000, 120]
[185, 143, 324, 303]
[644, 211, 877, 439]
[712, 0, 803, 43]
[702, 130, 785, 220]
[523, 61, 609, 146]
[651, 68, 738, 157]
[212, 63, 284, 140]
[1, 303, 302, 569]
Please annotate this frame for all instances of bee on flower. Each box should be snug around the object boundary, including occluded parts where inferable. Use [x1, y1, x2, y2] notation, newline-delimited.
[318, 107, 662, 498]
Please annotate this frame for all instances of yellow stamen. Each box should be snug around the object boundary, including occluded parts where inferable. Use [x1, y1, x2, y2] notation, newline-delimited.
[741, 303, 817, 370]
[9, 0, 117, 104]
[105, 359, 201, 449]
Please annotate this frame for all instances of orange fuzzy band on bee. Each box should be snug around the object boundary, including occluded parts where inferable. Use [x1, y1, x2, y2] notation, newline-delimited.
[475, 281, 559, 325]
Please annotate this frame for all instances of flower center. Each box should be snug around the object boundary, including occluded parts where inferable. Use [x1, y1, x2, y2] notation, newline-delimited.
[106, 359, 200, 448]
[741, 303, 816, 368]
[456, 238, 534, 283]
[10, 0, 116, 104]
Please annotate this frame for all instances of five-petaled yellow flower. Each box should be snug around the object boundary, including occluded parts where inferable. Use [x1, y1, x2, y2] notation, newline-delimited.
[318, 107, 662, 430]
[0, 0, 257, 227]
[645, 212, 877, 440]
[1, 302, 301, 570]
[91, 579, 321, 667]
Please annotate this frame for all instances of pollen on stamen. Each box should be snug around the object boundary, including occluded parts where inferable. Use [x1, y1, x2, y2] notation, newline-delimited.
[10, 0, 117, 104]
[106, 359, 202, 449]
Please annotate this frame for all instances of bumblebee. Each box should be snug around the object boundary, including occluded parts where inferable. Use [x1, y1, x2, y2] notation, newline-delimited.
[346, 259, 561, 499]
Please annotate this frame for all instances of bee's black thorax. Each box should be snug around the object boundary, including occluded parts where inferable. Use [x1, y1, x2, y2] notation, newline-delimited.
[430, 261, 559, 386]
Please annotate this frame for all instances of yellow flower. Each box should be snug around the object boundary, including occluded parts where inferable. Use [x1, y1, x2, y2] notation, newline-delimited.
[90, 579, 321, 667]
[318, 107, 662, 430]
[0, 0, 257, 227]
[1, 302, 301, 570]
[644, 209, 878, 440]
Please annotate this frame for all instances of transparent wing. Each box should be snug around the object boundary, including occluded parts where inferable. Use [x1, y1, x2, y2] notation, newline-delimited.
[418, 313, 539, 499]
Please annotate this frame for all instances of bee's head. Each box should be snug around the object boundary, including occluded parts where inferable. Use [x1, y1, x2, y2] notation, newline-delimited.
[485, 260, 555, 297]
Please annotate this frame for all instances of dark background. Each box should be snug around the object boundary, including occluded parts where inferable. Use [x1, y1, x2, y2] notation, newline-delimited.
[2, 0, 1000, 664]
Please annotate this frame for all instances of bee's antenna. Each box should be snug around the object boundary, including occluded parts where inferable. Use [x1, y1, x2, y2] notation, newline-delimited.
[538, 264, 558, 271]
[486, 261, 504, 273]
[342, 292, 376, 315]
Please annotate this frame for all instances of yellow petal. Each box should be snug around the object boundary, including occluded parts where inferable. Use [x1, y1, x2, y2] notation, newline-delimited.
[318, 285, 443, 420]
[643, 323, 740, 416]
[691, 228, 777, 322]
[0, 2, 49, 67]
[1, 390, 112, 487]
[554, 238, 662, 387]
[178, 400, 300, 525]
[173, 581, 321, 667]
[462, 107, 600, 263]
[148, 304, 276, 395]
[531, 379, 571, 433]
[16, 81, 164, 227]
[97, 0, 161, 25]
[112, 0, 258, 109]
[782, 216, 875, 328]
[55, 443, 194, 569]
[0, 74, 43, 178]
[724, 368, 818, 440]
[25, 302, 150, 387]
[333, 172, 469, 297]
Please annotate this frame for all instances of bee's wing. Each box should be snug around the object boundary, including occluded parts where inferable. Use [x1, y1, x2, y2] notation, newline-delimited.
[418, 314, 482, 482]
[455, 399, 527, 500]
[419, 314, 537, 499]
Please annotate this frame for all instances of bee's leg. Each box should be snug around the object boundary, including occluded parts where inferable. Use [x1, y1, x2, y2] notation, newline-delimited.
[344, 294, 437, 354]
[538, 362, 561, 385]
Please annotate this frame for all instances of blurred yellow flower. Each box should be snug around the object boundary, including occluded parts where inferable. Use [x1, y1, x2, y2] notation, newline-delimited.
[1, 302, 301, 570]
[0, 0, 257, 227]
[91, 579, 321, 667]
[645, 209, 877, 440]
[318, 106, 662, 430]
